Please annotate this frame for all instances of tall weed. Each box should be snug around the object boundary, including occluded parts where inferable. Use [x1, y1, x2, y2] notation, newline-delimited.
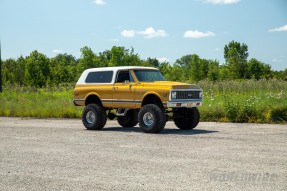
[1, 80, 287, 123]
[199, 79, 287, 123]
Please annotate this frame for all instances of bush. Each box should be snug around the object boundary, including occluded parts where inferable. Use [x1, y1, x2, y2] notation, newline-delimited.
[199, 107, 225, 122]
[270, 106, 287, 122]
[236, 96, 262, 123]
[224, 97, 239, 122]
[1, 80, 286, 124]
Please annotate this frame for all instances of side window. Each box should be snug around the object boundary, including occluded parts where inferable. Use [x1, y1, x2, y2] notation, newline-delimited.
[85, 71, 113, 83]
[116, 70, 134, 83]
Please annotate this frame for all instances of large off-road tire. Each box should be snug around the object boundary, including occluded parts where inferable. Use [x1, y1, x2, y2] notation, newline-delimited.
[173, 107, 200, 130]
[117, 109, 139, 128]
[82, 104, 107, 130]
[138, 104, 166, 133]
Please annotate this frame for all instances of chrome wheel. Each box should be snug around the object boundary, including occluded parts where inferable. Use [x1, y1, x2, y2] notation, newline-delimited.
[138, 104, 166, 133]
[143, 112, 154, 127]
[86, 111, 96, 124]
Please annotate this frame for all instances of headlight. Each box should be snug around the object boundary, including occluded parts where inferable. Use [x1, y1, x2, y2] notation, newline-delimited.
[171, 91, 177, 99]
[199, 91, 203, 99]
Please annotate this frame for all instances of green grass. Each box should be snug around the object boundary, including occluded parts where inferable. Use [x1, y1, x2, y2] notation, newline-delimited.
[0, 79, 286, 123]
[198, 79, 287, 123]
[0, 85, 82, 118]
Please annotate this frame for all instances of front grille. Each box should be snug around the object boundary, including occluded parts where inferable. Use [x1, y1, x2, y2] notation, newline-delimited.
[174, 91, 200, 99]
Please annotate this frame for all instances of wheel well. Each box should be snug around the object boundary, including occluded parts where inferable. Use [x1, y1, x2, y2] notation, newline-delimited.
[85, 95, 102, 106]
[142, 94, 163, 108]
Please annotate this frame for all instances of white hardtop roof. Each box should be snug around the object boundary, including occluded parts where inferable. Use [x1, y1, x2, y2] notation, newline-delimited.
[77, 66, 159, 84]
[84, 66, 158, 73]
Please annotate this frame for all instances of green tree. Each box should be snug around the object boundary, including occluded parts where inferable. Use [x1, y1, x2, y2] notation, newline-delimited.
[262, 64, 272, 79]
[158, 62, 172, 80]
[248, 58, 264, 80]
[224, 41, 249, 79]
[274, 68, 287, 80]
[218, 65, 231, 80]
[282, 69, 287, 80]
[146, 58, 160, 68]
[189, 54, 203, 82]
[207, 60, 220, 81]
[98, 50, 111, 67]
[175, 54, 206, 82]
[169, 65, 186, 82]
[175, 54, 193, 81]
[200, 59, 210, 79]
[107, 46, 143, 67]
[14, 56, 26, 86]
[2, 58, 17, 85]
[50, 53, 77, 85]
[77, 46, 100, 74]
[25, 51, 51, 87]
[175, 55, 192, 68]
[122, 47, 142, 66]
[109, 46, 125, 67]
[2, 57, 26, 86]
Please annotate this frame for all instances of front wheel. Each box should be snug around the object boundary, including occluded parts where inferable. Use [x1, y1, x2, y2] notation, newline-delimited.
[138, 104, 166, 133]
[173, 107, 200, 130]
[82, 104, 107, 130]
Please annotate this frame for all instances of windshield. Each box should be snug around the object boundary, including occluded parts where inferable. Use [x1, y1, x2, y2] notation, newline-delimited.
[134, 70, 166, 82]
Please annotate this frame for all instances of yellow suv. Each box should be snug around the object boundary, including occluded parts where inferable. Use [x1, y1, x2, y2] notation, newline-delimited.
[73, 66, 203, 133]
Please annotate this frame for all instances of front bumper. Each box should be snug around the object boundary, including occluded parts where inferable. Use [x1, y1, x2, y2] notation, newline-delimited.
[167, 100, 202, 108]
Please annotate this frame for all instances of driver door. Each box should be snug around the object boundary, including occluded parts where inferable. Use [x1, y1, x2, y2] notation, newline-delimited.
[112, 70, 137, 108]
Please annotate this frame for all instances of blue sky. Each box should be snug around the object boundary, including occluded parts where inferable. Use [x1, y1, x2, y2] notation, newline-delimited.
[0, 0, 286, 70]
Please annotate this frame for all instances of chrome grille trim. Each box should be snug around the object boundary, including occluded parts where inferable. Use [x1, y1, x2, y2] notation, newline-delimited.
[170, 89, 203, 100]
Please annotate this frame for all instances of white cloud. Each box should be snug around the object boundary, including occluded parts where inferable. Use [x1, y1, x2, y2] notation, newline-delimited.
[268, 25, 287, 32]
[92, 0, 106, 5]
[121, 30, 135, 38]
[184, 30, 215, 38]
[204, 0, 240, 4]
[214, 48, 221, 51]
[52, 49, 63, 54]
[121, 27, 168, 38]
[157, 57, 169, 63]
[137, 27, 168, 38]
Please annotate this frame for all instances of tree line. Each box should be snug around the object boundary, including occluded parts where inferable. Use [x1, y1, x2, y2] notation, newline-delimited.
[1, 41, 287, 88]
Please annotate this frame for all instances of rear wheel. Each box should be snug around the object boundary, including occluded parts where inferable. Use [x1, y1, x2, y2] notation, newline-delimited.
[117, 109, 139, 127]
[173, 107, 200, 130]
[82, 104, 107, 130]
[138, 104, 166, 133]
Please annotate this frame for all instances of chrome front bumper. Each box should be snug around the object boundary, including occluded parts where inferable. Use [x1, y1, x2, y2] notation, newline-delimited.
[167, 100, 202, 108]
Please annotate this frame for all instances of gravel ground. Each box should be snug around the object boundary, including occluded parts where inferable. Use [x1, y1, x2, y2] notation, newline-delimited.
[0, 117, 286, 191]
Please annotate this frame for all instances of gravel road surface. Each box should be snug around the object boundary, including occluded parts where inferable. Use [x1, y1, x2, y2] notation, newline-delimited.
[0, 117, 286, 191]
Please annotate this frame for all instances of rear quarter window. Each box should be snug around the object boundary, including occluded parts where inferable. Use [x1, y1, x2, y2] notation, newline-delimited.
[85, 71, 113, 83]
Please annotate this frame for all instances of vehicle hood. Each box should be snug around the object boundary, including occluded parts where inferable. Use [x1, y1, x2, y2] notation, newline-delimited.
[140, 81, 202, 90]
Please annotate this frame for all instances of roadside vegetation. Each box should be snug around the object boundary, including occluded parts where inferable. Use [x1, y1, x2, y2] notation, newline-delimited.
[198, 79, 287, 123]
[0, 79, 286, 123]
[0, 40, 286, 123]
[0, 85, 81, 118]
